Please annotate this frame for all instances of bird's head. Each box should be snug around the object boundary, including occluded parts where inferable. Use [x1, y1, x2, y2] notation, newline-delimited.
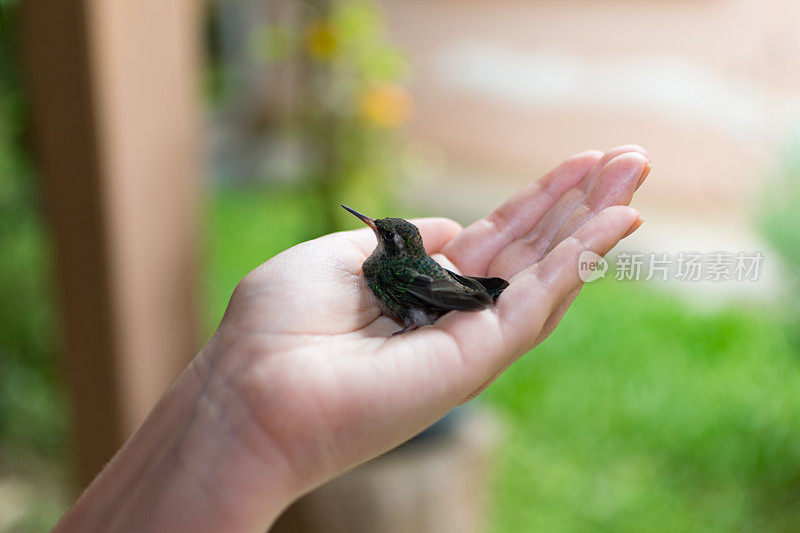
[341, 205, 426, 257]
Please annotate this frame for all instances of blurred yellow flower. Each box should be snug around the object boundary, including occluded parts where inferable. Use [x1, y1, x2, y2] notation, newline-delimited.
[360, 84, 413, 128]
[305, 20, 339, 60]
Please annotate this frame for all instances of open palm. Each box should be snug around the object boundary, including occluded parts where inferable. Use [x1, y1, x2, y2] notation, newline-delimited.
[200, 145, 650, 498]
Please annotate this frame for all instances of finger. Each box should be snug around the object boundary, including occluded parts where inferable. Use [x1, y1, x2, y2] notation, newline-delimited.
[460, 286, 581, 403]
[528, 145, 647, 247]
[430, 253, 460, 273]
[488, 151, 650, 279]
[494, 206, 641, 356]
[444, 145, 647, 277]
[516, 214, 642, 347]
[442, 149, 603, 275]
[462, 205, 637, 400]
[337, 217, 463, 257]
[545, 152, 650, 254]
[439, 205, 641, 393]
[415, 218, 463, 254]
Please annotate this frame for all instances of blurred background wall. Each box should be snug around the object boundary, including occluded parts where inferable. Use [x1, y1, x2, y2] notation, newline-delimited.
[384, 0, 800, 215]
[2, 0, 800, 531]
[378, 0, 799, 305]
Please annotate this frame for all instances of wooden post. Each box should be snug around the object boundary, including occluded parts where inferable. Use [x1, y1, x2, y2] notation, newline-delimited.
[21, 0, 202, 487]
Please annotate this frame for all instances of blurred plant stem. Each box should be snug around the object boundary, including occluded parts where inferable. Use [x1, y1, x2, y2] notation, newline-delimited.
[306, 0, 341, 231]
[241, 0, 410, 232]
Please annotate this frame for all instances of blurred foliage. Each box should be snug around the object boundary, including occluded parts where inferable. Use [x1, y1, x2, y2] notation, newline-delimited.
[246, 0, 411, 231]
[0, 0, 67, 455]
[760, 142, 800, 273]
[759, 140, 800, 342]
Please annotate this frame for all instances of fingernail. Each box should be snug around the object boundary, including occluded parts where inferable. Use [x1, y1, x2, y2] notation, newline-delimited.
[623, 215, 644, 238]
[635, 161, 652, 190]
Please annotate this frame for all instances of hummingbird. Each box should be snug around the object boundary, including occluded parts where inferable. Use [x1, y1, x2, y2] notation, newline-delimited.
[342, 205, 509, 334]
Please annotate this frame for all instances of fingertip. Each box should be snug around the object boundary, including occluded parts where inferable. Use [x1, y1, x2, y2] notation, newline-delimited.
[616, 206, 642, 234]
[607, 144, 649, 158]
[411, 216, 463, 230]
[623, 214, 645, 238]
[596, 204, 641, 227]
[411, 217, 464, 252]
[603, 150, 649, 170]
[556, 205, 636, 256]
[597, 151, 650, 188]
[418, 217, 464, 240]
[569, 149, 604, 163]
[636, 161, 653, 190]
[560, 149, 604, 178]
[436, 217, 464, 233]
[578, 145, 649, 195]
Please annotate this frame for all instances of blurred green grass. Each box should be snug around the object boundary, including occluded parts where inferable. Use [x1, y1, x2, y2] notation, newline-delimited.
[206, 185, 800, 532]
[483, 281, 800, 532]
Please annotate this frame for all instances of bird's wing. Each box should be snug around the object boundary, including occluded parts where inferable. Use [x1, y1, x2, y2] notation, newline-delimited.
[444, 269, 509, 300]
[389, 267, 493, 311]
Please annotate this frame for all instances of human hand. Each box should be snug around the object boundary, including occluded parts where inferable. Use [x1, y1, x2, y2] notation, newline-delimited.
[200, 146, 650, 508]
[54, 146, 650, 533]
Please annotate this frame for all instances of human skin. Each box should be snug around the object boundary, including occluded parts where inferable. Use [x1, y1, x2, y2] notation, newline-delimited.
[53, 146, 650, 532]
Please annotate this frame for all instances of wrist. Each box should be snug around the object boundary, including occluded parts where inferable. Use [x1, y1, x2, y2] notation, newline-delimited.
[55, 338, 298, 532]
[182, 339, 303, 530]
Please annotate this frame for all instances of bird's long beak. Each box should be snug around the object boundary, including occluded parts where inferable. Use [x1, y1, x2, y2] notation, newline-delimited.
[341, 204, 377, 231]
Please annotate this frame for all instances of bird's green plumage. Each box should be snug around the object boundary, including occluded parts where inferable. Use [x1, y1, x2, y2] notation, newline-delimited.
[342, 208, 508, 334]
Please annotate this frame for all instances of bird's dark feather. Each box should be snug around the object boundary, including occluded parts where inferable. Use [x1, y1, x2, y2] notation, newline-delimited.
[382, 267, 492, 311]
[445, 269, 509, 299]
